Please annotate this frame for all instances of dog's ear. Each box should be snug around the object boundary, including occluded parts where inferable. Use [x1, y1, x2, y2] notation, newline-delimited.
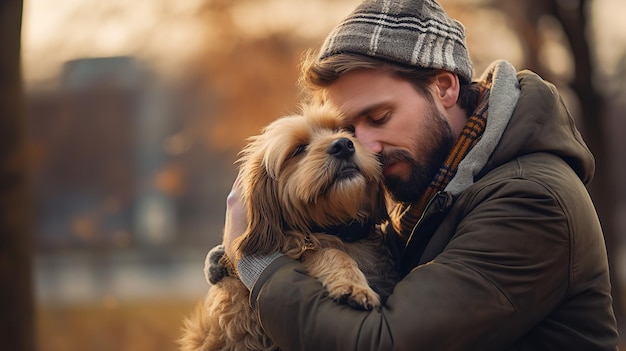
[236, 168, 286, 257]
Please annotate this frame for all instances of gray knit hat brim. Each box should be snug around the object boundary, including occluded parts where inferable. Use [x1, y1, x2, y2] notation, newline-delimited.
[319, 0, 473, 82]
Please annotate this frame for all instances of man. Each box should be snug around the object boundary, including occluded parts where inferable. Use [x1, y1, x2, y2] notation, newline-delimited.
[219, 0, 619, 349]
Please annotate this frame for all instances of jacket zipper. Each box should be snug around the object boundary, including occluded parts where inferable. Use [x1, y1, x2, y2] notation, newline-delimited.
[399, 191, 453, 274]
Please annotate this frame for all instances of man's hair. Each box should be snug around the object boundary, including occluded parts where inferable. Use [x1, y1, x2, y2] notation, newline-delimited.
[299, 51, 481, 117]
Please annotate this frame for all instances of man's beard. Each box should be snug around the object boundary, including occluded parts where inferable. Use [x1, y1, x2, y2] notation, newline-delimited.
[381, 107, 455, 203]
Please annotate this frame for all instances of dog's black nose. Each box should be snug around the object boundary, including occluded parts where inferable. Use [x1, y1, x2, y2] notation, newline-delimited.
[327, 138, 355, 160]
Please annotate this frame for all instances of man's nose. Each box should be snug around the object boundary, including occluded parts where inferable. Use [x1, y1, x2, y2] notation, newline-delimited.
[354, 126, 382, 154]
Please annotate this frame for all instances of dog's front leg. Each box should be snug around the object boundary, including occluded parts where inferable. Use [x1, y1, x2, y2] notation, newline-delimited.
[302, 248, 380, 310]
[204, 244, 230, 285]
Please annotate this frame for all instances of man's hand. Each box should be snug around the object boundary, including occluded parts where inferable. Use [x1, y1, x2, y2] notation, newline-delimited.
[223, 177, 247, 263]
[203, 178, 247, 285]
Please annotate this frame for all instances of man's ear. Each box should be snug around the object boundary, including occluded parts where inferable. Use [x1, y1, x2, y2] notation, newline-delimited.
[433, 71, 460, 109]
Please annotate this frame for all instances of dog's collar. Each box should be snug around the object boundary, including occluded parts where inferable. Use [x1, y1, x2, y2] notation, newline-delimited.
[309, 220, 374, 242]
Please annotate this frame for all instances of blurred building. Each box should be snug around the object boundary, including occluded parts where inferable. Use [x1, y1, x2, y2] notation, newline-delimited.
[26, 56, 229, 253]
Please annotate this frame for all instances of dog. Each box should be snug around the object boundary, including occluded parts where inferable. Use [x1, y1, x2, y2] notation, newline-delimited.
[179, 104, 398, 351]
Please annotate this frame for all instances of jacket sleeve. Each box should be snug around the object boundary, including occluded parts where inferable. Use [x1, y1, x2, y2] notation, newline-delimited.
[253, 179, 571, 351]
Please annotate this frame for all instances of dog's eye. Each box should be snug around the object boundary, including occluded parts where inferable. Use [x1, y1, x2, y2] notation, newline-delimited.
[292, 144, 307, 157]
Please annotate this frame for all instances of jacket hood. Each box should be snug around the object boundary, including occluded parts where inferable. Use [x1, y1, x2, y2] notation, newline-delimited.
[484, 69, 595, 184]
[444, 60, 595, 195]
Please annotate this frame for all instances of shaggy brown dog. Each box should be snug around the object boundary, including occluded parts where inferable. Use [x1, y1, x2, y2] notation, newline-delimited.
[179, 104, 397, 351]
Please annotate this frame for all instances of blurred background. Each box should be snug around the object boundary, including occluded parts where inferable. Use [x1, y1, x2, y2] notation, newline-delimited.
[1, 0, 625, 349]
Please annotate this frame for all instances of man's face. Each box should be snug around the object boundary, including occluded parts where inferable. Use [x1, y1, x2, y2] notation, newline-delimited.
[326, 68, 454, 202]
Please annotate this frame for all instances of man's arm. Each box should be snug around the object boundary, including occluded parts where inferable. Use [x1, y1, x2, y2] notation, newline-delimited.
[251, 179, 570, 350]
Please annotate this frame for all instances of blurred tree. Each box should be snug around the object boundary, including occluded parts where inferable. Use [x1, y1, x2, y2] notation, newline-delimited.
[0, 0, 35, 350]
[189, 0, 331, 153]
[491, 0, 622, 329]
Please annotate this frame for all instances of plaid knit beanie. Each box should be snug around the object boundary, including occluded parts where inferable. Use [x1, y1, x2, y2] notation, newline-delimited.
[319, 0, 473, 82]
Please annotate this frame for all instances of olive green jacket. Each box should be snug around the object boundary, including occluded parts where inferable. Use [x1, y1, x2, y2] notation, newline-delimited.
[248, 61, 618, 350]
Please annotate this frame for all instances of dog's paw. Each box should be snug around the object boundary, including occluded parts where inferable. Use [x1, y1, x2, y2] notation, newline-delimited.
[328, 284, 381, 310]
[204, 244, 230, 285]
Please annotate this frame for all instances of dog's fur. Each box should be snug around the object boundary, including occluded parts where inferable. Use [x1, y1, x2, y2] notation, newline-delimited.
[179, 104, 397, 351]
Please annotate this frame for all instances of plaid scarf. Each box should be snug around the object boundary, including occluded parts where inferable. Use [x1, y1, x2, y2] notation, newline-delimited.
[390, 87, 490, 236]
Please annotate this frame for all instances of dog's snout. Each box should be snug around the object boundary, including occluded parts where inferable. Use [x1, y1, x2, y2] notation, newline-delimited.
[327, 138, 355, 160]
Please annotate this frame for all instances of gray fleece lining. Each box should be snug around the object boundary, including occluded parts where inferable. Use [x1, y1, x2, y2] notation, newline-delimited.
[444, 60, 520, 196]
